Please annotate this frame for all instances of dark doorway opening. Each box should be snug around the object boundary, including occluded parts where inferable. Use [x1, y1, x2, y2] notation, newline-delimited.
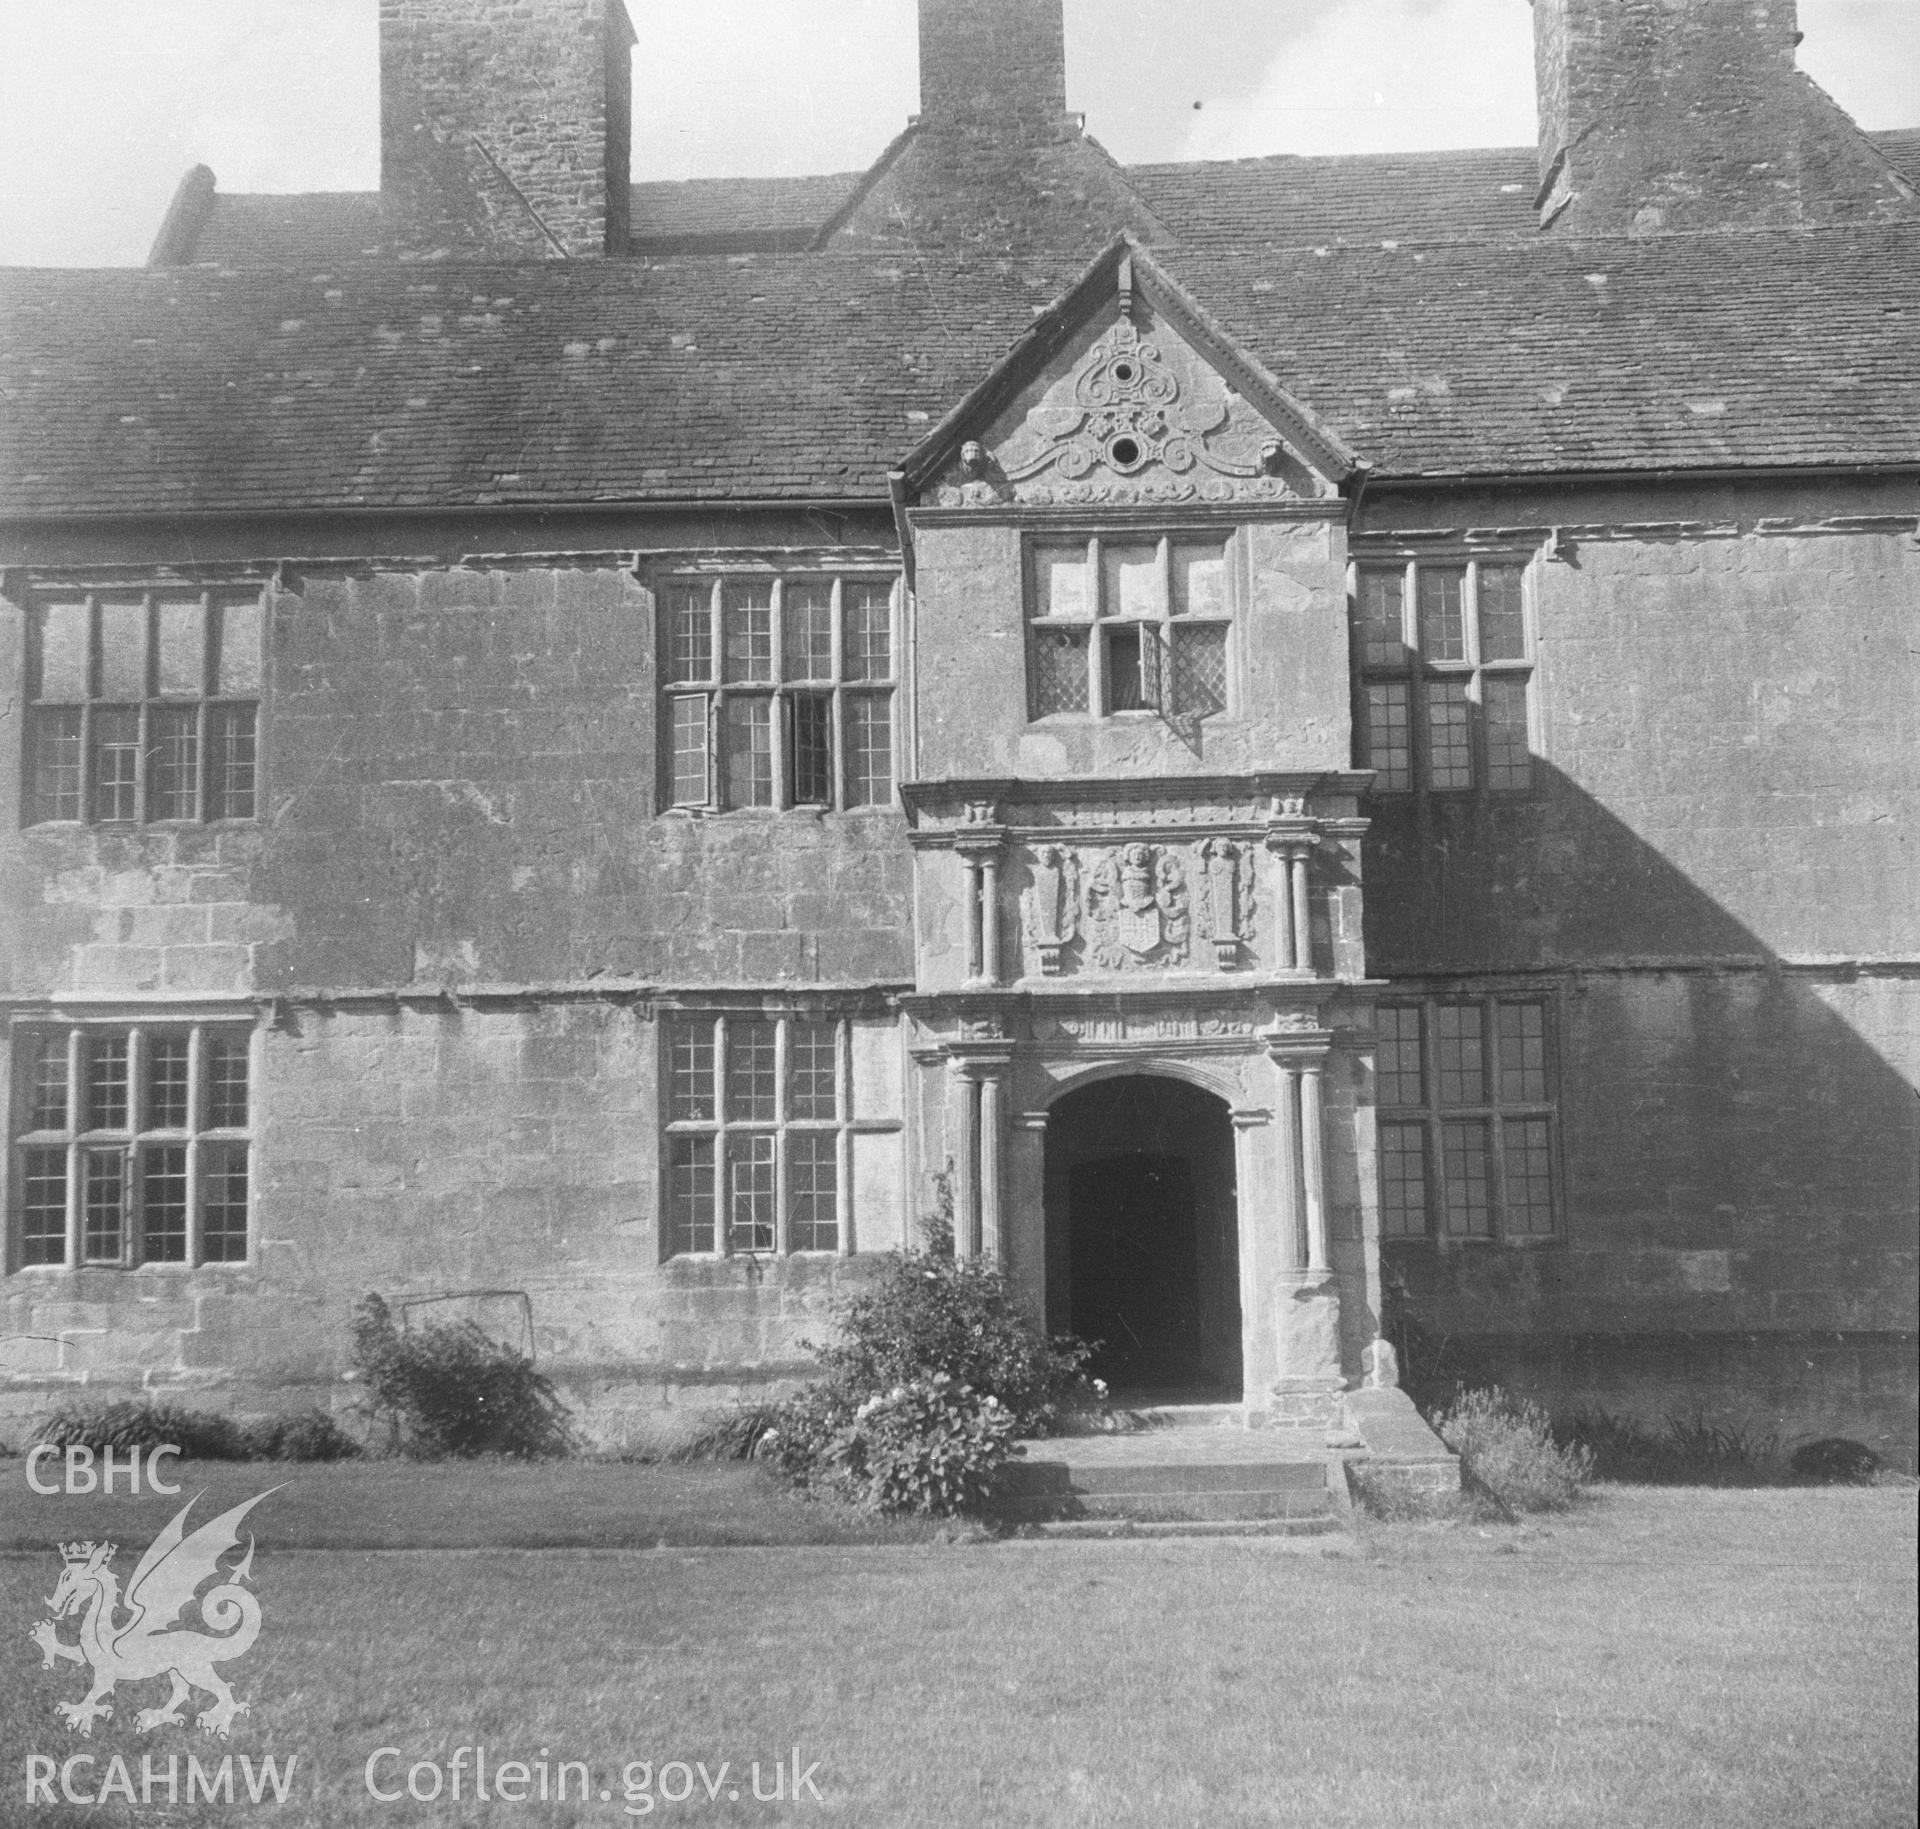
[1045, 1076, 1241, 1399]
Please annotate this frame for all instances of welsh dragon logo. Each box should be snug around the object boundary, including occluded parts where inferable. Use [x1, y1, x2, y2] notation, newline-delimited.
[29, 1489, 278, 1739]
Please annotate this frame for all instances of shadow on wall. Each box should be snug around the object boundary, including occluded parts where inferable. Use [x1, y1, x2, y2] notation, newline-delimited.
[1363, 759, 1920, 1465]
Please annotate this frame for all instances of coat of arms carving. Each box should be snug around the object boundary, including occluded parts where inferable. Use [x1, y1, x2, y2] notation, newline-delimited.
[1086, 843, 1190, 970]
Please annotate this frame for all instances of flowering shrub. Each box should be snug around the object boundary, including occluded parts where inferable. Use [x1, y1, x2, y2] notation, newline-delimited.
[811, 1247, 1095, 1435]
[761, 1376, 1019, 1517]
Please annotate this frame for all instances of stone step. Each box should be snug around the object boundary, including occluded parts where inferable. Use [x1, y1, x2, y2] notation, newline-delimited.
[1000, 1458, 1329, 1497]
[1025, 1515, 1346, 1541]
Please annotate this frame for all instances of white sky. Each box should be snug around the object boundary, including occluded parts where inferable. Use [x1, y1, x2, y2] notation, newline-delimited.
[0, 0, 1915, 267]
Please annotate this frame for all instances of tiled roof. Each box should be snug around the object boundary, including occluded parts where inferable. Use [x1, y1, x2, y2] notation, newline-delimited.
[629, 173, 865, 250]
[191, 193, 389, 266]
[4, 221, 1916, 518]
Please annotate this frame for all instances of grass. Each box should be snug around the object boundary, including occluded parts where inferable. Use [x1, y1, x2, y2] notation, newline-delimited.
[0, 1470, 1912, 1828]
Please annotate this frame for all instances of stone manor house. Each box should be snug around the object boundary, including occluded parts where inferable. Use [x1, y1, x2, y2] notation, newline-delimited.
[1, 0, 1915, 1457]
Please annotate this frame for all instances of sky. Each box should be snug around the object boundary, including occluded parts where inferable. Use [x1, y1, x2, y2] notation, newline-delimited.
[1, 0, 1916, 267]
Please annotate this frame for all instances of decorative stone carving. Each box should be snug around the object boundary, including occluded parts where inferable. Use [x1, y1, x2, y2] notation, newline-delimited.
[931, 313, 1307, 508]
[1195, 837, 1256, 969]
[1020, 845, 1080, 977]
[1086, 842, 1190, 970]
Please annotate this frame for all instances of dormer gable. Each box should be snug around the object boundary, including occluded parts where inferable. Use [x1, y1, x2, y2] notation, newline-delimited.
[900, 238, 1358, 513]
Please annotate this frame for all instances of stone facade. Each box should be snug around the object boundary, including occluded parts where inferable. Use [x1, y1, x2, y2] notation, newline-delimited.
[1, 0, 1915, 1463]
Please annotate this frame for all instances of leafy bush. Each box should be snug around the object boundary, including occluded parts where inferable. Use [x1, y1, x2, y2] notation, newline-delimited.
[1432, 1387, 1593, 1514]
[34, 1400, 254, 1462]
[764, 1376, 1019, 1517]
[248, 1408, 363, 1463]
[349, 1294, 575, 1459]
[1790, 1437, 1880, 1484]
[1556, 1411, 1783, 1485]
[810, 1248, 1094, 1435]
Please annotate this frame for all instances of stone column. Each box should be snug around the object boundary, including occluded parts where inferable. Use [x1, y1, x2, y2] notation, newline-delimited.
[981, 857, 1003, 986]
[1300, 1061, 1330, 1275]
[962, 856, 985, 983]
[949, 1066, 981, 1257]
[1264, 800, 1321, 978]
[978, 1071, 1007, 1259]
[1262, 1015, 1345, 1412]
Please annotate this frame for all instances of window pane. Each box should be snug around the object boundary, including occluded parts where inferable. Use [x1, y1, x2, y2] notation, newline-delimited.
[722, 697, 772, 808]
[844, 695, 893, 809]
[722, 581, 773, 683]
[788, 694, 833, 805]
[208, 704, 257, 820]
[1425, 681, 1473, 790]
[844, 583, 893, 681]
[1171, 541, 1228, 618]
[37, 600, 91, 701]
[1169, 624, 1227, 720]
[1440, 1119, 1492, 1238]
[21, 1148, 68, 1266]
[26, 1035, 70, 1131]
[1435, 1005, 1486, 1105]
[1496, 1002, 1549, 1104]
[1358, 570, 1407, 668]
[728, 1132, 777, 1252]
[1502, 1118, 1556, 1236]
[727, 1019, 777, 1123]
[1376, 1006, 1424, 1108]
[665, 584, 713, 685]
[1363, 682, 1411, 791]
[147, 1034, 191, 1129]
[142, 1143, 189, 1263]
[1478, 567, 1527, 661]
[789, 1131, 838, 1251]
[669, 695, 710, 808]
[92, 706, 141, 822]
[783, 583, 834, 682]
[1103, 624, 1156, 712]
[1030, 626, 1089, 716]
[1485, 678, 1531, 792]
[156, 597, 206, 695]
[206, 1032, 250, 1129]
[1379, 1122, 1428, 1239]
[1034, 545, 1089, 620]
[215, 597, 264, 696]
[668, 1021, 716, 1123]
[100, 599, 147, 699]
[202, 1141, 250, 1261]
[149, 705, 199, 821]
[29, 709, 83, 823]
[1418, 566, 1468, 662]
[788, 1021, 837, 1121]
[85, 1036, 130, 1132]
[1102, 543, 1161, 619]
[82, 1148, 127, 1262]
[667, 1135, 716, 1256]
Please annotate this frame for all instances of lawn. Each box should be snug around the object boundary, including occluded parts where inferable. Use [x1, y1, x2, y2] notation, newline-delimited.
[1, 1469, 1913, 1829]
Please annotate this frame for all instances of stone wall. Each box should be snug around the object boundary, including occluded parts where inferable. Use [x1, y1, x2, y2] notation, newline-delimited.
[1360, 478, 1920, 1459]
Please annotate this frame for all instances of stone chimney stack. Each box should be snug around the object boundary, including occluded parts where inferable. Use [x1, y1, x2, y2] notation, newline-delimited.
[1531, 0, 1915, 233]
[380, 0, 634, 259]
[918, 0, 1070, 137]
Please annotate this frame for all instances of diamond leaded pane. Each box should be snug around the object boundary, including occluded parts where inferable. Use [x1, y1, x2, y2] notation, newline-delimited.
[1169, 624, 1227, 720]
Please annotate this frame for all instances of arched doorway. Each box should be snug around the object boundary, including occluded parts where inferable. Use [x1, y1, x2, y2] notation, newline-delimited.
[1044, 1075, 1242, 1400]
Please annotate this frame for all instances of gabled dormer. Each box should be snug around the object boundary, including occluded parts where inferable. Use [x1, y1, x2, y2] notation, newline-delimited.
[896, 239, 1361, 786]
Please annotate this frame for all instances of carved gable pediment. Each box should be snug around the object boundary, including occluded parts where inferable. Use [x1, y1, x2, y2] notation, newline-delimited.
[903, 238, 1355, 511]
